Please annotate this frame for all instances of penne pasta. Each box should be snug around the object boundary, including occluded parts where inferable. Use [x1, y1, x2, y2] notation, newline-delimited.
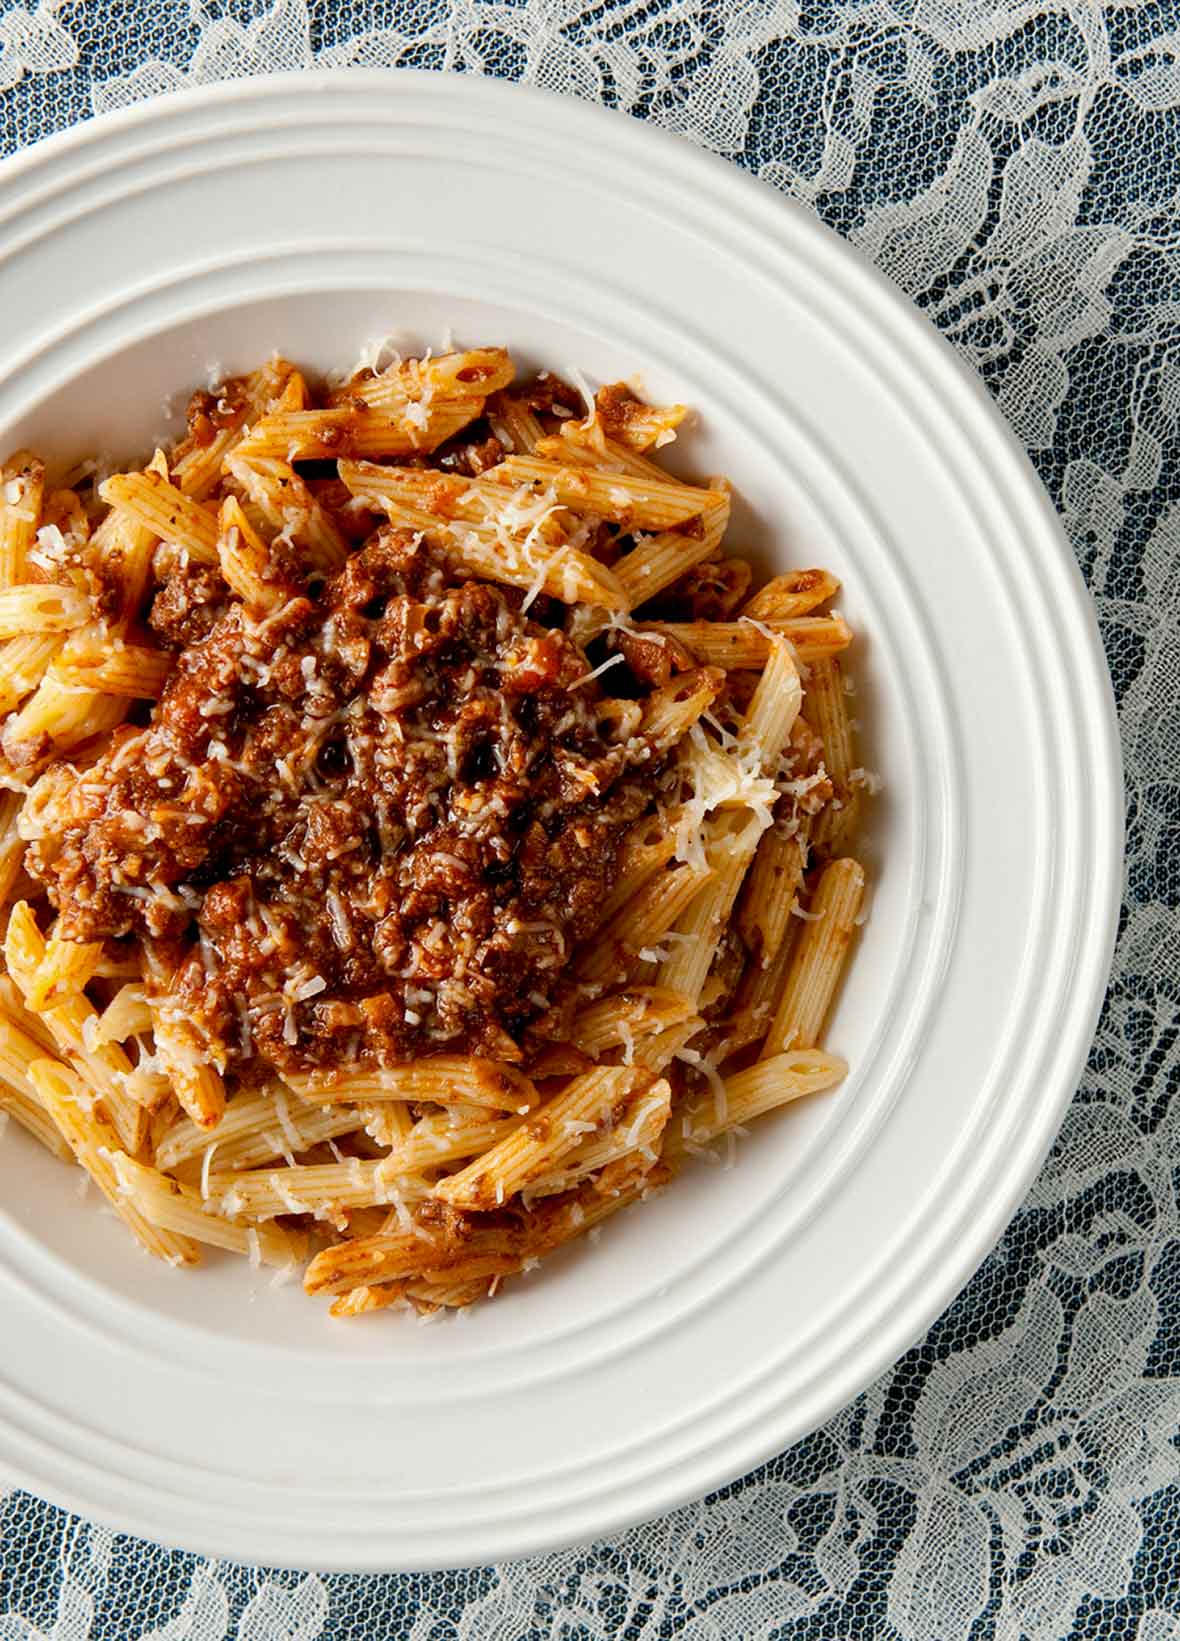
[5, 902, 146, 1153]
[196, 1109, 368, 1177]
[330, 1282, 407, 1318]
[152, 1026, 226, 1132]
[215, 496, 286, 612]
[807, 657, 864, 856]
[330, 464, 547, 529]
[156, 1081, 337, 1172]
[0, 1075, 74, 1161]
[656, 813, 767, 1006]
[170, 359, 288, 498]
[53, 642, 173, 700]
[526, 1077, 671, 1197]
[234, 401, 483, 461]
[0, 584, 89, 638]
[623, 1021, 702, 1078]
[205, 1159, 428, 1224]
[568, 986, 697, 1059]
[614, 495, 731, 609]
[547, 384, 689, 456]
[301, 1187, 630, 1302]
[487, 393, 545, 454]
[0, 789, 27, 907]
[94, 505, 159, 632]
[0, 1009, 53, 1091]
[94, 983, 152, 1046]
[591, 813, 682, 930]
[108, 1152, 298, 1266]
[536, 1155, 672, 1253]
[337, 347, 514, 413]
[143, 949, 226, 1132]
[0, 1008, 73, 1162]
[226, 454, 349, 571]
[338, 459, 629, 611]
[741, 570, 841, 621]
[640, 668, 725, 751]
[360, 1101, 414, 1151]
[0, 975, 58, 1053]
[25, 931, 103, 1011]
[434, 1065, 649, 1209]
[637, 615, 852, 667]
[0, 451, 45, 587]
[763, 859, 866, 1056]
[736, 828, 809, 969]
[673, 1049, 848, 1149]
[384, 1109, 519, 1175]
[403, 1276, 499, 1312]
[739, 637, 803, 772]
[484, 455, 714, 531]
[0, 633, 66, 714]
[578, 863, 715, 983]
[28, 1058, 199, 1265]
[99, 472, 220, 563]
[534, 425, 685, 475]
[304, 1221, 499, 1298]
[284, 1057, 537, 1114]
[3, 661, 127, 759]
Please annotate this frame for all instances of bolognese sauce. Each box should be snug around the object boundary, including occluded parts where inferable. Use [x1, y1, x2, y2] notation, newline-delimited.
[0, 347, 871, 1315]
[25, 528, 663, 1075]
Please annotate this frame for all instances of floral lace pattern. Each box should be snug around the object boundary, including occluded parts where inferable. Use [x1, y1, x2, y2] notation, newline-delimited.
[1, 1, 1178, 1635]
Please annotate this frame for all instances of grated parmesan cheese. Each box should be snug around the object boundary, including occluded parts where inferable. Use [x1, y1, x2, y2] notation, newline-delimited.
[676, 1044, 728, 1128]
[672, 726, 777, 869]
[565, 364, 598, 423]
[618, 1019, 636, 1066]
[849, 766, 884, 795]
[199, 1141, 220, 1202]
[271, 1085, 304, 1156]
[569, 652, 627, 690]
[267, 1173, 313, 1216]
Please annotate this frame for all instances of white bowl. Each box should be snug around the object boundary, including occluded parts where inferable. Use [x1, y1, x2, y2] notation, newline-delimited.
[0, 71, 1122, 1571]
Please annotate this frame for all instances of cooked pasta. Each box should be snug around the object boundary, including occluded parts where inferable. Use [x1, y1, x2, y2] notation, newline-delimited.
[0, 346, 874, 1316]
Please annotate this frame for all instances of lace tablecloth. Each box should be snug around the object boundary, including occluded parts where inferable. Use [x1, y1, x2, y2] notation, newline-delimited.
[1, 3, 1176, 1637]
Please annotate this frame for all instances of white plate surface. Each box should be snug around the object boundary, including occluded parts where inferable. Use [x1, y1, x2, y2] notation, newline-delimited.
[0, 72, 1121, 1571]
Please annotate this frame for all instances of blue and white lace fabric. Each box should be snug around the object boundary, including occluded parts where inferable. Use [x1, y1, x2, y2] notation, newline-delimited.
[1, 3, 1178, 1636]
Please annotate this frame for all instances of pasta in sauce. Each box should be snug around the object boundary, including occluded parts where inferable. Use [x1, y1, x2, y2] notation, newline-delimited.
[0, 346, 870, 1315]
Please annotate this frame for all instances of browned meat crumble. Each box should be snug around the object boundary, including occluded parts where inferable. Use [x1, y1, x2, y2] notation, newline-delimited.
[26, 530, 661, 1075]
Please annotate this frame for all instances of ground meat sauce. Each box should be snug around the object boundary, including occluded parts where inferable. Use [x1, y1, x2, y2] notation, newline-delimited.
[27, 529, 661, 1075]
[147, 558, 228, 648]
